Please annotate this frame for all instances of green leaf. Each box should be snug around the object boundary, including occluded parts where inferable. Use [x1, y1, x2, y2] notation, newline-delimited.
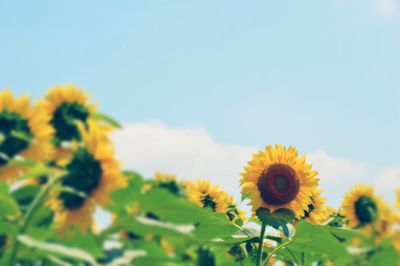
[241, 192, 250, 202]
[10, 130, 32, 142]
[6, 158, 36, 168]
[6, 160, 51, 181]
[140, 189, 207, 224]
[0, 182, 9, 194]
[0, 220, 18, 236]
[12, 185, 40, 207]
[92, 112, 122, 128]
[319, 224, 365, 242]
[57, 229, 104, 258]
[288, 221, 347, 258]
[256, 208, 295, 236]
[122, 170, 144, 180]
[108, 176, 143, 213]
[194, 212, 239, 241]
[0, 133, 5, 144]
[18, 235, 97, 265]
[0, 189, 20, 219]
[139, 189, 242, 241]
[115, 215, 194, 239]
[370, 240, 398, 266]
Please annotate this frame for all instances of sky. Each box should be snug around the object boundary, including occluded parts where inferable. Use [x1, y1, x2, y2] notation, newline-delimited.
[0, 0, 399, 208]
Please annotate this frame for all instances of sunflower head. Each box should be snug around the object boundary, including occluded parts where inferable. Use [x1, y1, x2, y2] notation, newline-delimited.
[361, 199, 396, 242]
[186, 180, 229, 213]
[303, 190, 334, 224]
[225, 196, 247, 225]
[341, 185, 379, 229]
[240, 145, 319, 219]
[48, 122, 126, 234]
[153, 172, 186, 197]
[43, 85, 97, 145]
[0, 90, 54, 180]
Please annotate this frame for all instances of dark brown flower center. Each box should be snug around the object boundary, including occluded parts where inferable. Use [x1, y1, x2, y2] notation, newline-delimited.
[257, 163, 300, 205]
[0, 110, 33, 165]
[354, 196, 377, 224]
[51, 102, 90, 144]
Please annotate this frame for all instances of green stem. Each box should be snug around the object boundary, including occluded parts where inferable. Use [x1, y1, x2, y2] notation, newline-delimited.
[8, 175, 63, 265]
[256, 223, 267, 266]
[301, 252, 305, 265]
[263, 238, 293, 265]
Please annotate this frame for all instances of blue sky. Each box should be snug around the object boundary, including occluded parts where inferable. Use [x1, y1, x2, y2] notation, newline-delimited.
[0, 0, 399, 174]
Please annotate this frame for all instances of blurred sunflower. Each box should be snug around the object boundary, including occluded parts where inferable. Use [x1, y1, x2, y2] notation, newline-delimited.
[44, 85, 97, 144]
[48, 122, 126, 233]
[303, 190, 335, 224]
[155, 172, 185, 197]
[362, 199, 396, 242]
[155, 172, 176, 182]
[225, 196, 247, 225]
[341, 185, 379, 229]
[240, 144, 319, 219]
[0, 90, 54, 181]
[186, 180, 229, 213]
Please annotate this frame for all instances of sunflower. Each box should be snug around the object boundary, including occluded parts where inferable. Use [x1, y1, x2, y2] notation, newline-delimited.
[48, 121, 126, 233]
[143, 172, 186, 197]
[185, 180, 229, 213]
[155, 172, 176, 182]
[240, 145, 319, 219]
[303, 190, 335, 224]
[0, 90, 54, 181]
[373, 201, 396, 241]
[341, 185, 379, 229]
[225, 195, 247, 225]
[361, 199, 396, 242]
[43, 85, 97, 144]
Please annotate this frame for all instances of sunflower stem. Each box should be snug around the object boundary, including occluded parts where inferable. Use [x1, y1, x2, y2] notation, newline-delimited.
[256, 222, 267, 266]
[263, 238, 293, 265]
[8, 174, 63, 265]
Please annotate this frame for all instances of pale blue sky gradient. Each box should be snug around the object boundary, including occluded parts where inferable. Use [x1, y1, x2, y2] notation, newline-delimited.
[0, 1, 399, 170]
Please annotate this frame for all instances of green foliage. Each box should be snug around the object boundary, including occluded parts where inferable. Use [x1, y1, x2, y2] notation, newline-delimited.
[256, 208, 295, 236]
[0, 89, 399, 266]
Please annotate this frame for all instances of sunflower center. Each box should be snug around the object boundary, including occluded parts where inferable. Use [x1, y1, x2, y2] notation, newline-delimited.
[202, 195, 217, 211]
[51, 102, 90, 143]
[159, 181, 184, 197]
[226, 206, 239, 222]
[257, 163, 300, 205]
[0, 110, 32, 165]
[354, 196, 377, 224]
[59, 148, 102, 210]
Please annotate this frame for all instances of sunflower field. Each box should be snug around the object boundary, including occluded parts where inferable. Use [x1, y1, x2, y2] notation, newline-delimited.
[0, 85, 399, 266]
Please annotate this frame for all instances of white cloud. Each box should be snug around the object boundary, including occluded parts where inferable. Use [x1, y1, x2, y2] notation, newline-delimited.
[111, 122, 399, 211]
[373, 0, 399, 18]
[374, 166, 400, 203]
[308, 150, 368, 206]
[112, 122, 255, 199]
